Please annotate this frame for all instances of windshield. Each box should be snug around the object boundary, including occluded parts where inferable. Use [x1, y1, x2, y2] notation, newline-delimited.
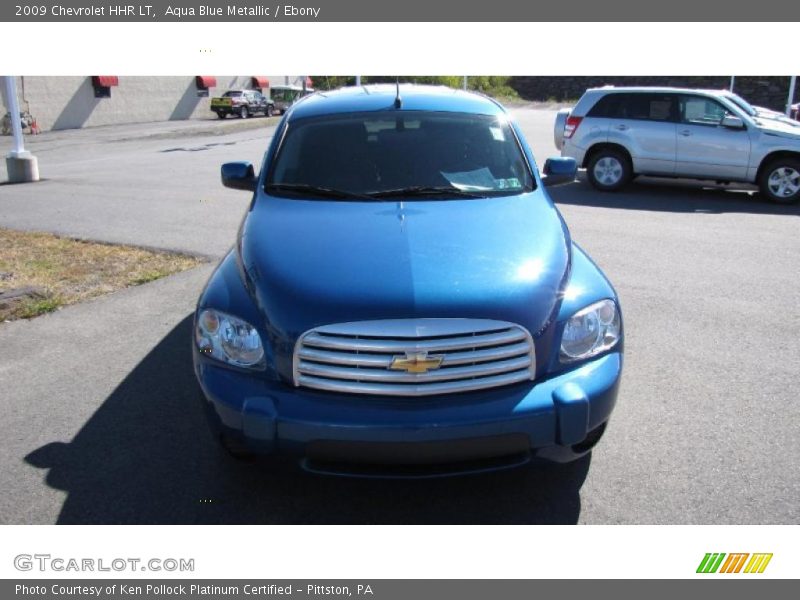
[724, 92, 757, 116]
[267, 111, 534, 199]
[272, 88, 301, 102]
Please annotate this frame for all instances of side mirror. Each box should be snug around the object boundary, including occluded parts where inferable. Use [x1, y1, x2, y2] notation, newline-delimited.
[542, 157, 577, 187]
[721, 115, 745, 130]
[221, 161, 256, 191]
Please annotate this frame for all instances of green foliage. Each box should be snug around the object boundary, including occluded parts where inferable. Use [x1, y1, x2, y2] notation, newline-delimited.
[310, 76, 358, 90]
[309, 76, 520, 100]
[131, 270, 169, 286]
[16, 296, 63, 319]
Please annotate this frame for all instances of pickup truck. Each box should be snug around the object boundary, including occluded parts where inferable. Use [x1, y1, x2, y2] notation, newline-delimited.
[210, 89, 274, 119]
[555, 86, 800, 204]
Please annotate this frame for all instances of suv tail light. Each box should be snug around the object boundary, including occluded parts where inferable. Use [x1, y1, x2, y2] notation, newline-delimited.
[564, 116, 583, 139]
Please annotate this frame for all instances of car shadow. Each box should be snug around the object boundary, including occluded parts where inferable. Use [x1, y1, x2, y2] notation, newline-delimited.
[550, 173, 800, 216]
[25, 315, 590, 525]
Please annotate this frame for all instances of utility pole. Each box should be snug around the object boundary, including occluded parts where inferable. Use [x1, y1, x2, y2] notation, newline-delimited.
[2, 76, 39, 183]
[729, 75, 735, 92]
[355, 75, 361, 86]
[463, 76, 468, 91]
[786, 75, 796, 116]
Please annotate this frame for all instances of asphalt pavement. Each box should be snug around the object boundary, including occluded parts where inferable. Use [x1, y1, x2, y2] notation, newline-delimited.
[0, 107, 798, 524]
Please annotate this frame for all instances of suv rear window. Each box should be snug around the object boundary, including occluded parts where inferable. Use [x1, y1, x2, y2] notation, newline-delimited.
[589, 93, 676, 122]
[223, 91, 243, 97]
[268, 111, 534, 198]
[587, 94, 623, 118]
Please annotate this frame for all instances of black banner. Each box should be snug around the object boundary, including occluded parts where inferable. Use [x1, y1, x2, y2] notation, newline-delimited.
[3, 0, 800, 22]
[3, 580, 798, 600]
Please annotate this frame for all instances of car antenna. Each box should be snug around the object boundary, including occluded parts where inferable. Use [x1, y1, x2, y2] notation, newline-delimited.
[394, 79, 402, 109]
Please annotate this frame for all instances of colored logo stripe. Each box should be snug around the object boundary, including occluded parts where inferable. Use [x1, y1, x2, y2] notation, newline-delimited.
[744, 553, 773, 574]
[719, 553, 749, 573]
[697, 553, 773, 574]
[697, 553, 726, 573]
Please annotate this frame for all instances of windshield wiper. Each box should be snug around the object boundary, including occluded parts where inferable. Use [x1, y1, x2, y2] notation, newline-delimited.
[366, 186, 488, 199]
[265, 183, 372, 200]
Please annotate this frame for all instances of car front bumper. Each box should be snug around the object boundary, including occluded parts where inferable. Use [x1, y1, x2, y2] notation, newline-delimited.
[195, 350, 621, 475]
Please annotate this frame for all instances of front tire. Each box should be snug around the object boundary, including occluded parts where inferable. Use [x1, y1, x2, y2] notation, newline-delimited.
[759, 158, 800, 204]
[240, 106, 249, 119]
[587, 148, 632, 192]
[266, 104, 275, 117]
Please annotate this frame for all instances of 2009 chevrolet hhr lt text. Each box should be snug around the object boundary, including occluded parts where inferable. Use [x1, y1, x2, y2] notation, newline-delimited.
[193, 85, 624, 476]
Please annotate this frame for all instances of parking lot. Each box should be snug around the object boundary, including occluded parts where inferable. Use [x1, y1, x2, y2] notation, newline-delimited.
[0, 106, 798, 524]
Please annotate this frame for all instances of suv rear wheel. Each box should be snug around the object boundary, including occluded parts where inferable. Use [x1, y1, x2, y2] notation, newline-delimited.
[240, 106, 249, 119]
[759, 158, 800, 204]
[587, 148, 632, 192]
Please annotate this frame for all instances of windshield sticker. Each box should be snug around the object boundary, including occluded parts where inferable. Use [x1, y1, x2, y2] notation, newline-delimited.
[489, 127, 506, 142]
[496, 178, 521, 189]
[442, 169, 522, 191]
[441, 168, 497, 190]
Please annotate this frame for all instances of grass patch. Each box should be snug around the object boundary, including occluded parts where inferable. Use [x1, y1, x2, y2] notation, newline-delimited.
[131, 270, 172, 285]
[0, 228, 204, 322]
[16, 296, 65, 319]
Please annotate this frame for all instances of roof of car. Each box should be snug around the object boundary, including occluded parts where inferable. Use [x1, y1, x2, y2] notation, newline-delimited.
[287, 85, 506, 120]
[586, 86, 730, 96]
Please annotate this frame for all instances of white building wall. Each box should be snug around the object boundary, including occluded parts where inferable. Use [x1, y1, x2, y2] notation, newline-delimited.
[1, 75, 307, 132]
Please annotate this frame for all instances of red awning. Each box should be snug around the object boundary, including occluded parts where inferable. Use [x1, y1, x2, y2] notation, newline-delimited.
[250, 76, 269, 89]
[196, 75, 217, 89]
[92, 76, 118, 87]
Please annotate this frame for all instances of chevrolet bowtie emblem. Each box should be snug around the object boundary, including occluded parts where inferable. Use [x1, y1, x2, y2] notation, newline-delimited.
[389, 351, 444, 374]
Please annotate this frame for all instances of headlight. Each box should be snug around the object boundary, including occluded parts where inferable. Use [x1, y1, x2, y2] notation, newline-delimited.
[560, 299, 620, 362]
[195, 309, 265, 369]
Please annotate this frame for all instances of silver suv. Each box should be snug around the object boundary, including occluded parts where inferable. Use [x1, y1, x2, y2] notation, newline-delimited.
[555, 87, 800, 204]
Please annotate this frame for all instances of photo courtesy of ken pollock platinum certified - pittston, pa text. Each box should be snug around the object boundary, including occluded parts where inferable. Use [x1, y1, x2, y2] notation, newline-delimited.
[15, 584, 374, 596]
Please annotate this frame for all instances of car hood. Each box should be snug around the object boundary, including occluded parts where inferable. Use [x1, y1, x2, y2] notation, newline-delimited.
[240, 192, 570, 376]
[754, 106, 784, 117]
[755, 118, 800, 137]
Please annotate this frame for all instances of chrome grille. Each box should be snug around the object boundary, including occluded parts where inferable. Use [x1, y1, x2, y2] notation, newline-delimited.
[293, 319, 536, 397]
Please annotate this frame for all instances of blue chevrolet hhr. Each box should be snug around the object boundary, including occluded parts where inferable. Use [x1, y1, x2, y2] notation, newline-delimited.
[193, 84, 623, 476]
